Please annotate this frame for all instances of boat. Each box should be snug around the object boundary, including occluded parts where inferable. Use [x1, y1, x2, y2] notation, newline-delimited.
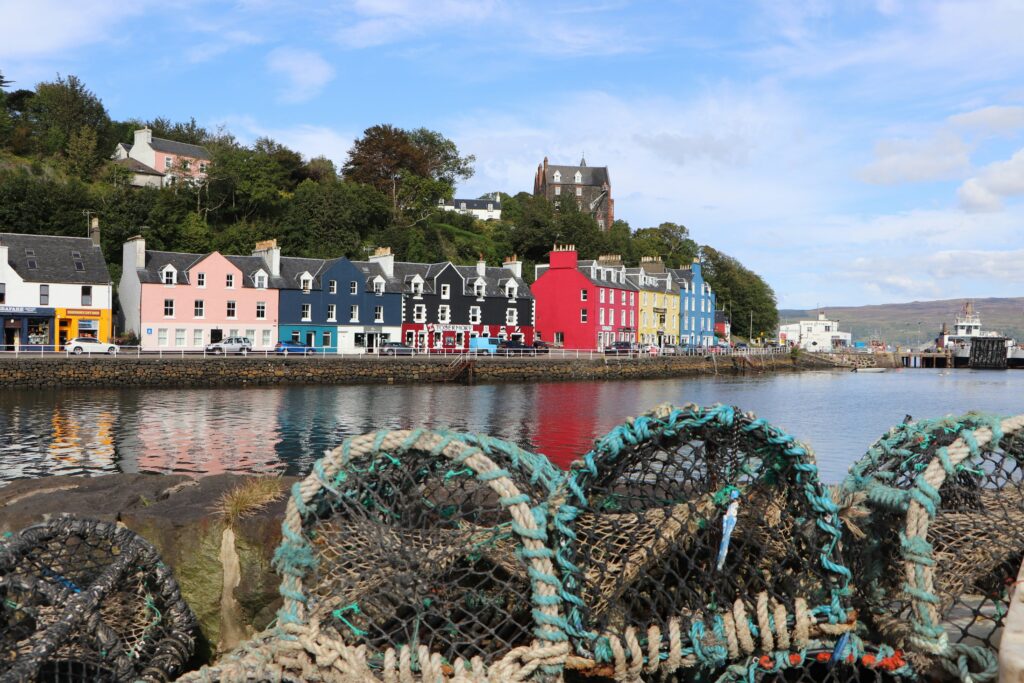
[853, 367, 887, 373]
[935, 302, 1017, 368]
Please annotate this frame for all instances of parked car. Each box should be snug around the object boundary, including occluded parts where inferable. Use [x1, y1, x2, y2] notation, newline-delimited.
[206, 337, 252, 355]
[66, 337, 118, 355]
[379, 341, 416, 356]
[495, 340, 535, 356]
[531, 340, 551, 354]
[274, 340, 314, 356]
[639, 344, 661, 355]
[469, 337, 500, 355]
[735, 342, 749, 350]
[604, 341, 637, 356]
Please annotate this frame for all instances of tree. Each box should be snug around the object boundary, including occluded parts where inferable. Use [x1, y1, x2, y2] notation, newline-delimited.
[281, 179, 390, 258]
[64, 125, 100, 180]
[304, 155, 337, 182]
[178, 212, 211, 253]
[700, 246, 778, 339]
[28, 74, 110, 156]
[342, 124, 426, 200]
[406, 127, 475, 187]
[632, 222, 698, 268]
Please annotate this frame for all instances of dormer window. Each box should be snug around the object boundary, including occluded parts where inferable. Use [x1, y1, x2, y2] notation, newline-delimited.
[162, 266, 176, 285]
[505, 283, 517, 299]
[411, 279, 423, 296]
[373, 278, 384, 295]
[255, 272, 268, 289]
[553, 170, 561, 183]
[474, 280, 485, 297]
[574, 171, 582, 183]
[300, 275, 312, 293]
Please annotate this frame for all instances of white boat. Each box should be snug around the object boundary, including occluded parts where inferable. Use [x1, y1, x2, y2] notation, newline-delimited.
[853, 367, 887, 373]
[936, 302, 1017, 366]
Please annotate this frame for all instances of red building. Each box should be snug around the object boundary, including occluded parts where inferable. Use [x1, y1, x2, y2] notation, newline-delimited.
[532, 246, 638, 350]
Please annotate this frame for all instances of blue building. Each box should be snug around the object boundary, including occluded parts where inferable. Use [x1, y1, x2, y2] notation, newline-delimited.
[670, 260, 716, 348]
[275, 251, 403, 354]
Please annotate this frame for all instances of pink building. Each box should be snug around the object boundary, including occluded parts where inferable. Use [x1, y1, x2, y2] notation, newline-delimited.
[112, 128, 211, 188]
[119, 237, 281, 350]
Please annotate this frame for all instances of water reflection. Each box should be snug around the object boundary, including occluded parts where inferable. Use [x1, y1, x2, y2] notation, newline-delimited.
[1, 370, 1022, 486]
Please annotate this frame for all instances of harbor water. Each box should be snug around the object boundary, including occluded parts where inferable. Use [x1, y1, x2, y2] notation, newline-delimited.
[1, 368, 1022, 485]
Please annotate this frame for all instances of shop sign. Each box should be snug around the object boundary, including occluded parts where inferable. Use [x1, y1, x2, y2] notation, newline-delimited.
[429, 324, 471, 332]
[64, 308, 101, 317]
[600, 325, 613, 331]
[0, 306, 51, 315]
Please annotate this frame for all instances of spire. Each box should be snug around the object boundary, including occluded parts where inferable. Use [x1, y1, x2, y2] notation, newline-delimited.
[580, 153, 587, 167]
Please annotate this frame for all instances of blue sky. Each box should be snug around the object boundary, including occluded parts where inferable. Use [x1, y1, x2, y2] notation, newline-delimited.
[3, 0, 1024, 308]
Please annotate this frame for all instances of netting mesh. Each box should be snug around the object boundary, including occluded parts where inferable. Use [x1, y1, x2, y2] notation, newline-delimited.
[842, 412, 1024, 682]
[0, 517, 195, 683]
[552, 404, 857, 680]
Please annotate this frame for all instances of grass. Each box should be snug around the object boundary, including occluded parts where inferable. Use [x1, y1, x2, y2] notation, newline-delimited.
[215, 477, 284, 527]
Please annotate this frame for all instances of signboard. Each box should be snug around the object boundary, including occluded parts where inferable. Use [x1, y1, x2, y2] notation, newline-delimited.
[600, 325, 613, 331]
[63, 308, 101, 317]
[428, 324, 472, 332]
[0, 306, 53, 315]
[146, 328, 153, 335]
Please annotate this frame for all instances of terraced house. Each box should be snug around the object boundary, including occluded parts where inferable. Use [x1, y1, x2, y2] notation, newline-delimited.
[1, 224, 113, 350]
[670, 259, 717, 347]
[119, 237, 279, 350]
[391, 254, 534, 352]
[626, 256, 680, 347]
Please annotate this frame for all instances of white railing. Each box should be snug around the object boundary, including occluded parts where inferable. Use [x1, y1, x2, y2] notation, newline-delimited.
[0, 344, 790, 361]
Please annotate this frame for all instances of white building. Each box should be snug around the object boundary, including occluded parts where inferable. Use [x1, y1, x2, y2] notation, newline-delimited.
[112, 128, 211, 188]
[439, 196, 501, 220]
[778, 311, 851, 351]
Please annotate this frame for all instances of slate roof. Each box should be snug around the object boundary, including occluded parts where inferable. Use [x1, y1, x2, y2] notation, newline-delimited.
[149, 137, 211, 161]
[0, 233, 111, 285]
[668, 267, 694, 286]
[356, 260, 532, 299]
[352, 260, 404, 294]
[624, 267, 673, 292]
[113, 157, 163, 176]
[224, 255, 287, 290]
[544, 163, 610, 187]
[443, 198, 501, 210]
[575, 260, 637, 291]
[276, 257, 327, 290]
[138, 250, 205, 285]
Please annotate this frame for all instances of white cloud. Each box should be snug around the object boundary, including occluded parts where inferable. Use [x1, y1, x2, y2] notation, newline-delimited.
[948, 105, 1024, 136]
[336, 0, 499, 49]
[957, 148, 1024, 212]
[0, 0, 145, 59]
[186, 30, 263, 64]
[859, 131, 971, 184]
[265, 47, 336, 103]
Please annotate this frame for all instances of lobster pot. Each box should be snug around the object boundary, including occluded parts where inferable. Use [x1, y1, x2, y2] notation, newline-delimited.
[555, 404, 855, 680]
[181, 429, 568, 683]
[0, 517, 195, 683]
[842, 413, 1024, 682]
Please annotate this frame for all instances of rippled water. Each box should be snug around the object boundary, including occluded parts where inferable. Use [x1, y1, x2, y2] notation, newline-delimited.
[2, 369, 1022, 485]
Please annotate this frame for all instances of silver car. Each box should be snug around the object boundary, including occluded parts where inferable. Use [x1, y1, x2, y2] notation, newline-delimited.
[205, 337, 252, 355]
[66, 337, 118, 355]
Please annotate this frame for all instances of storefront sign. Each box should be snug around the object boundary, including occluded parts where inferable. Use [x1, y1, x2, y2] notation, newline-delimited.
[63, 308, 101, 317]
[428, 324, 472, 332]
[0, 306, 52, 315]
[600, 325, 613, 331]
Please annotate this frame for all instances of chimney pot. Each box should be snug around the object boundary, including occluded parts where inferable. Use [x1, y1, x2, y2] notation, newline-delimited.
[89, 217, 101, 246]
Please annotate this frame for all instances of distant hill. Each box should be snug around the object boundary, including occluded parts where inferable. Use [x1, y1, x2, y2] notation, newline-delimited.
[779, 297, 1024, 344]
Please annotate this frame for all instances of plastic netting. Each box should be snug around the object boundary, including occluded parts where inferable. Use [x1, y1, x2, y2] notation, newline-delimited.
[842, 412, 1024, 682]
[552, 404, 857, 680]
[0, 517, 195, 683]
[179, 428, 570, 683]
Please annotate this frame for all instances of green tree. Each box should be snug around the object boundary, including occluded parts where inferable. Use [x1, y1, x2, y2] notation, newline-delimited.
[28, 74, 110, 156]
[406, 127, 475, 187]
[304, 155, 337, 182]
[700, 246, 778, 339]
[178, 212, 211, 253]
[632, 222, 698, 268]
[64, 125, 100, 180]
[281, 179, 390, 258]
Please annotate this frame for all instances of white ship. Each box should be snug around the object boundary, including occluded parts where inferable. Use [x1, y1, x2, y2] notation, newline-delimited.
[936, 302, 1021, 367]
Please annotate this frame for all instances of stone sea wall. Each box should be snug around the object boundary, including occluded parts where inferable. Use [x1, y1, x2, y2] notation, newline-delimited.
[0, 353, 803, 389]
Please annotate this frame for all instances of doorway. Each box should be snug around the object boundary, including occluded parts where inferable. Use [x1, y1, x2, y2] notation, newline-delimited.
[211, 328, 223, 343]
[305, 331, 315, 347]
[365, 333, 378, 351]
[3, 327, 15, 351]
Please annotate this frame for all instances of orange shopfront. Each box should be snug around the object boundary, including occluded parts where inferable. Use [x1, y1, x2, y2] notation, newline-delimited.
[54, 307, 113, 348]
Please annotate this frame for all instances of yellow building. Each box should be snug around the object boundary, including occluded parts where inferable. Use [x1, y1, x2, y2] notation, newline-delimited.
[55, 307, 113, 347]
[627, 257, 680, 347]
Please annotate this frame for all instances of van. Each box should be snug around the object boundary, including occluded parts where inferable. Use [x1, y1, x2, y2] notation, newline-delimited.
[469, 337, 500, 355]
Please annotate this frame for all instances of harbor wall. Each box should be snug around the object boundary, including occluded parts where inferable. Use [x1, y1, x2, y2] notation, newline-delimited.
[0, 353, 806, 389]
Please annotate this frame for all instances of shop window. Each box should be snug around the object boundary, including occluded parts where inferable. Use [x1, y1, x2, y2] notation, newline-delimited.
[227, 301, 237, 319]
[405, 330, 415, 345]
[81, 286, 92, 306]
[374, 306, 383, 323]
[322, 331, 331, 348]
[230, 329, 239, 338]
[194, 300, 204, 318]
[256, 302, 266, 319]
[39, 285, 49, 306]
[164, 299, 174, 317]
[245, 329, 255, 342]
[292, 330, 300, 342]
[27, 318, 50, 346]
[327, 304, 336, 321]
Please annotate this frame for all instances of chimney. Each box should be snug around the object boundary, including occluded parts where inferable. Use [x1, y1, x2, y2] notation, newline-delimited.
[639, 255, 666, 273]
[134, 127, 152, 148]
[597, 254, 623, 266]
[89, 217, 100, 246]
[370, 246, 394, 278]
[476, 256, 487, 278]
[549, 244, 578, 269]
[124, 235, 146, 271]
[252, 238, 281, 277]
[502, 255, 522, 279]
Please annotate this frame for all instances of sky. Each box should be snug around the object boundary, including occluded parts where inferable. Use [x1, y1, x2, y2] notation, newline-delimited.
[2, 0, 1024, 309]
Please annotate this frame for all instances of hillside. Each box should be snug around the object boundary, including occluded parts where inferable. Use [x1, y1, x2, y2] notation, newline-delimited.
[780, 297, 1024, 344]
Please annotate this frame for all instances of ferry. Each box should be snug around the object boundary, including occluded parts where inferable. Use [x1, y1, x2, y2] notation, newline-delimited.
[935, 302, 1022, 368]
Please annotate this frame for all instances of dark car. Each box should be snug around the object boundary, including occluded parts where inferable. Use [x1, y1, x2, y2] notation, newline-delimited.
[274, 340, 314, 356]
[495, 340, 535, 356]
[379, 341, 416, 356]
[531, 340, 550, 354]
[604, 341, 637, 356]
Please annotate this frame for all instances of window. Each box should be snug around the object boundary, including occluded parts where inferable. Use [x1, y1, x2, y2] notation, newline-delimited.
[81, 286, 92, 306]
[474, 281, 484, 297]
[38, 284, 49, 305]
[327, 304, 336, 321]
[194, 300, 204, 318]
[245, 329, 255, 342]
[292, 330, 300, 342]
[438, 305, 450, 323]
[575, 187, 582, 197]
[175, 329, 185, 347]
[581, 289, 588, 301]
[554, 186, 561, 196]
[0, 283, 5, 304]
[574, 170, 582, 183]
[163, 268, 175, 285]
[200, 162, 208, 173]
[164, 157, 172, 169]
[158, 329, 168, 346]
[374, 280, 384, 295]
[256, 301, 266, 319]
[621, 310, 626, 326]
[621, 291, 626, 305]
[599, 308, 605, 325]
[630, 292, 635, 305]
[441, 284, 450, 299]
[374, 306, 384, 323]
[598, 219, 605, 229]
[163, 299, 174, 317]
[322, 331, 331, 348]
[554, 332, 564, 345]
[599, 289, 605, 303]
[255, 272, 267, 288]
[506, 284, 517, 299]
[227, 301, 237, 318]
[630, 311, 635, 326]
[411, 280, 423, 296]
[413, 304, 427, 323]
[506, 308, 517, 325]
[553, 170, 561, 182]
[226, 273, 234, 288]
[301, 303, 311, 321]
[262, 330, 271, 347]
[193, 329, 203, 347]
[197, 273, 205, 288]
[580, 309, 588, 323]
[349, 305, 359, 322]
[74, 260, 85, 272]
[469, 306, 481, 324]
